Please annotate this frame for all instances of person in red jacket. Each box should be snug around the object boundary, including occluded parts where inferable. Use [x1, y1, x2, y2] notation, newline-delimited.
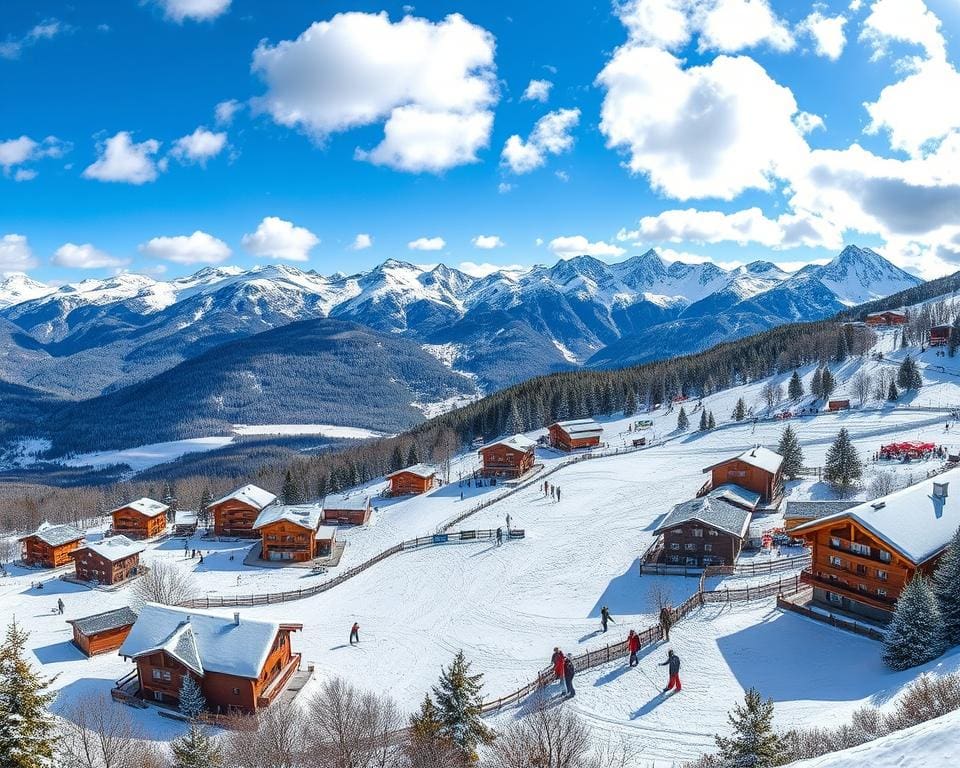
[627, 629, 641, 667]
[350, 622, 360, 645]
[551, 647, 565, 683]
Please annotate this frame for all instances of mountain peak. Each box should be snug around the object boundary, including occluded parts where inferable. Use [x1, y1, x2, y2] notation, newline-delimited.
[808, 245, 921, 306]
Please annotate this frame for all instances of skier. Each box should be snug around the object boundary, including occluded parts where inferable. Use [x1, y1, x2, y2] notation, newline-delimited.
[57, 598, 64, 615]
[506, 514, 511, 531]
[551, 647, 565, 682]
[600, 605, 614, 633]
[627, 629, 640, 667]
[198, 553, 204, 564]
[659, 649, 681, 693]
[556, 487, 561, 502]
[496, 527, 503, 546]
[563, 654, 576, 698]
[350, 622, 360, 645]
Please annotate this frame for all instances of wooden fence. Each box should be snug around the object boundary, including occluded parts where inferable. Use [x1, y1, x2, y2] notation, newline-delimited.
[641, 552, 810, 578]
[777, 595, 885, 641]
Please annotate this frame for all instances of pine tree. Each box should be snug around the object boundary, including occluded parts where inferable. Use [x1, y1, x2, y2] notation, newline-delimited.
[281, 470, 299, 505]
[714, 688, 781, 768]
[835, 331, 848, 363]
[407, 442, 421, 466]
[901, 330, 908, 349]
[707, 411, 716, 429]
[508, 402, 524, 435]
[698, 409, 709, 431]
[898, 356, 922, 391]
[171, 724, 222, 768]
[432, 651, 491, 759]
[932, 527, 960, 647]
[390, 444, 405, 472]
[820, 367, 835, 399]
[823, 428, 862, 497]
[197, 488, 212, 528]
[733, 398, 746, 421]
[811, 366, 823, 400]
[676, 407, 689, 432]
[788, 370, 804, 400]
[0, 619, 58, 768]
[624, 390, 638, 417]
[883, 576, 947, 670]
[777, 425, 804, 480]
[888, 379, 899, 401]
[178, 675, 207, 721]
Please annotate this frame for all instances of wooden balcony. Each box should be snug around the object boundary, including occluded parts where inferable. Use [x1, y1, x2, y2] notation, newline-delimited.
[800, 570, 896, 612]
[257, 653, 301, 708]
[825, 538, 896, 567]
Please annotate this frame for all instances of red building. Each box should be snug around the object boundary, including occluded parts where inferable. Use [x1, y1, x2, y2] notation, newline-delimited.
[71, 536, 146, 585]
[210, 484, 278, 537]
[111, 498, 169, 540]
[68, 606, 138, 657]
[322, 495, 372, 526]
[548, 419, 603, 451]
[18, 522, 85, 568]
[702, 446, 784, 505]
[253, 504, 337, 562]
[865, 310, 907, 326]
[828, 399, 851, 411]
[386, 464, 438, 496]
[929, 324, 951, 347]
[478, 434, 537, 478]
[654, 496, 752, 567]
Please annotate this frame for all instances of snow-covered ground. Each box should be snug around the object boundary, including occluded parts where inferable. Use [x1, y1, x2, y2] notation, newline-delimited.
[58, 437, 235, 472]
[232, 423, 387, 439]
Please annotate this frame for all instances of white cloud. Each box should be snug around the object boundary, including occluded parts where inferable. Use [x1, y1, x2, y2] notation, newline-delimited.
[501, 108, 580, 174]
[794, 111, 825, 134]
[458, 261, 527, 277]
[241, 217, 319, 262]
[548, 235, 626, 260]
[83, 131, 162, 184]
[52, 243, 129, 269]
[0, 135, 68, 177]
[0, 234, 37, 272]
[860, 0, 945, 61]
[618, 0, 692, 49]
[13, 169, 37, 182]
[521, 79, 553, 102]
[497, 181, 513, 194]
[215, 99, 242, 125]
[152, 0, 231, 23]
[170, 127, 227, 165]
[799, 11, 847, 60]
[139, 231, 231, 264]
[472, 235, 504, 249]
[350, 233, 373, 250]
[252, 12, 497, 173]
[0, 19, 64, 60]
[408, 236, 446, 251]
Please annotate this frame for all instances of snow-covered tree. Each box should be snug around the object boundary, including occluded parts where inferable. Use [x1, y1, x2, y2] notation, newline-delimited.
[932, 527, 960, 647]
[698, 409, 709, 432]
[407, 442, 421, 466]
[280, 470, 301, 505]
[508, 402, 524, 435]
[897, 356, 922, 391]
[197, 488, 212, 529]
[624, 390, 637, 417]
[760, 381, 782, 412]
[823, 428, 862, 497]
[888, 379, 900, 402]
[733, 397, 746, 421]
[172, 723, 221, 768]
[777, 425, 804, 480]
[0, 618, 58, 768]
[883, 576, 946, 671]
[850, 369, 872, 406]
[707, 411, 716, 430]
[178, 675, 207, 721]
[432, 651, 491, 759]
[820, 367, 836, 399]
[835, 332, 848, 362]
[788, 371, 804, 401]
[676, 407, 689, 432]
[811, 366, 824, 400]
[714, 688, 781, 768]
[390, 444, 405, 472]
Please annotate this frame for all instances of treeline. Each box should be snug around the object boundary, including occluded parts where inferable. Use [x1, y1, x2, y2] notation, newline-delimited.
[839, 267, 960, 321]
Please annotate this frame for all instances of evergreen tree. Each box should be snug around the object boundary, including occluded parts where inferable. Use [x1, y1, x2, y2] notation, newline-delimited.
[624, 390, 638, 417]
[197, 488, 212, 528]
[676, 406, 689, 432]
[811, 366, 823, 399]
[508, 402, 524, 435]
[888, 379, 900, 401]
[733, 397, 746, 421]
[788, 370, 804, 400]
[898, 356, 923, 391]
[883, 576, 947, 671]
[432, 651, 491, 759]
[171, 724, 222, 768]
[835, 331, 848, 363]
[0, 619, 57, 768]
[714, 688, 781, 768]
[820, 367, 835, 399]
[178, 675, 207, 721]
[707, 411, 716, 429]
[823, 428, 862, 497]
[777, 425, 804, 480]
[932, 527, 960, 647]
[390, 444, 405, 472]
[407, 442, 421, 466]
[698, 409, 709, 432]
[901, 330, 908, 349]
[280, 470, 299, 505]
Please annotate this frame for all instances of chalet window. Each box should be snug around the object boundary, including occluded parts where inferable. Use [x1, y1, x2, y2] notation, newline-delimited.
[877, 570, 888, 581]
[162, 671, 172, 682]
[703, 544, 713, 553]
[233, 688, 240, 695]
[830, 537, 840, 548]
[877, 588, 888, 598]
[669, 543, 680, 550]
[708, 530, 718, 537]
[153, 691, 164, 702]
[728, 470, 747, 478]
[829, 556, 842, 568]
[685, 557, 697, 566]
[827, 592, 842, 604]
[684, 543, 697, 551]
[692, 528, 703, 538]
[855, 564, 867, 576]
[850, 542, 871, 557]
[667, 555, 680, 564]
[879, 550, 892, 563]
[152, 670, 162, 680]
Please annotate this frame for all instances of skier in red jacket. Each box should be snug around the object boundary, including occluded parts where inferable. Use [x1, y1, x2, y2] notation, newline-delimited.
[627, 629, 641, 667]
[551, 648, 565, 682]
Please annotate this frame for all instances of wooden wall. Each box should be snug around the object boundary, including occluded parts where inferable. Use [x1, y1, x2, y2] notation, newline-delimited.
[259, 521, 315, 562]
[389, 472, 435, 496]
[73, 624, 133, 656]
[112, 509, 166, 539]
[479, 445, 535, 478]
[212, 500, 261, 537]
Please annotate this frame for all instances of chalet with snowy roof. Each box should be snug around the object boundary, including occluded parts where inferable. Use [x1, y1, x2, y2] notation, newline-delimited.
[548, 419, 603, 451]
[654, 496, 752, 567]
[865, 309, 907, 326]
[386, 464, 438, 496]
[702, 446, 784, 505]
[173, 509, 199, 536]
[478, 434, 537, 478]
[210, 484, 278, 537]
[71, 535, 146, 585]
[111, 498, 169, 540]
[322, 494, 372, 526]
[793, 468, 960, 623]
[783, 500, 860, 531]
[706, 484, 761, 513]
[929, 324, 952, 347]
[18, 522, 85, 568]
[118, 603, 303, 714]
[253, 503, 336, 562]
[68, 606, 138, 657]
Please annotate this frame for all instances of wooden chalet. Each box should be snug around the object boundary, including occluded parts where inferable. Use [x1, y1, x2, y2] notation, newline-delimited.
[793, 470, 960, 623]
[18, 522, 85, 568]
[118, 604, 303, 714]
[865, 309, 907, 326]
[782, 500, 859, 531]
[253, 504, 336, 562]
[386, 464, 438, 497]
[478, 434, 537, 479]
[71, 536, 146, 586]
[654, 496, 752, 567]
[111, 498, 169, 540]
[702, 446, 784, 505]
[548, 419, 603, 451]
[210, 484, 278, 537]
[828, 399, 851, 411]
[173, 510, 199, 536]
[929, 324, 952, 347]
[68, 606, 138, 657]
[322, 494, 372, 526]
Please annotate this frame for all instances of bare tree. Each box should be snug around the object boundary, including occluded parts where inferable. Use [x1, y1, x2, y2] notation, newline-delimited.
[868, 471, 898, 498]
[647, 582, 674, 641]
[58, 694, 154, 768]
[850, 370, 873, 407]
[132, 560, 198, 608]
[873, 369, 895, 401]
[760, 382, 783, 412]
[222, 702, 309, 768]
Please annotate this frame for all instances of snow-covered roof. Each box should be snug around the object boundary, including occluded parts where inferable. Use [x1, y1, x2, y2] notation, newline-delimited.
[316, 525, 337, 540]
[552, 418, 604, 437]
[784, 500, 860, 521]
[78, 535, 146, 562]
[174, 510, 198, 525]
[792, 467, 960, 564]
[110, 497, 168, 518]
[481, 434, 537, 453]
[20, 521, 84, 547]
[253, 503, 324, 531]
[210, 484, 277, 511]
[323, 494, 371, 511]
[704, 446, 783, 476]
[707, 484, 761, 511]
[655, 496, 752, 539]
[386, 463, 437, 479]
[866, 309, 906, 318]
[68, 606, 138, 636]
[119, 603, 289, 680]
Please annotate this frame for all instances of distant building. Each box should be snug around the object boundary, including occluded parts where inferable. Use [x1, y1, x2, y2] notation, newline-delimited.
[929, 324, 951, 347]
[253, 503, 336, 562]
[478, 434, 537, 478]
[386, 464, 438, 496]
[865, 309, 907, 326]
[68, 606, 138, 657]
[210, 484, 278, 537]
[828, 399, 851, 411]
[654, 496, 752, 567]
[548, 419, 603, 451]
[71, 536, 146, 585]
[174, 510, 199, 536]
[322, 494, 372, 526]
[18, 522, 85, 568]
[111, 498, 169, 540]
[702, 446, 784, 505]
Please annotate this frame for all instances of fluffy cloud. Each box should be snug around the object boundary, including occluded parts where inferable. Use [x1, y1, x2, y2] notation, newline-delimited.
[241, 217, 319, 262]
[252, 12, 497, 173]
[152, 0, 231, 23]
[0, 135, 68, 178]
[597, 46, 809, 200]
[458, 261, 528, 277]
[521, 79, 553, 102]
[472, 235, 504, 249]
[860, 0, 944, 61]
[350, 233, 373, 250]
[215, 99, 242, 125]
[0, 234, 37, 272]
[139, 231, 231, 264]
[501, 108, 580, 174]
[83, 132, 162, 184]
[52, 243, 129, 269]
[799, 11, 847, 60]
[0, 19, 63, 60]
[408, 237, 446, 251]
[548, 235, 626, 260]
[170, 127, 227, 165]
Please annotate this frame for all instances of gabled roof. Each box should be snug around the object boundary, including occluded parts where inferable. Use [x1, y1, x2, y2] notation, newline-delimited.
[111, 497, 168, 519]
[76, 535, 146, 562]
[704, 446, 783, 476]
[210, 484, 277, 511]
[866, 309, 906, 318]
[792, 467, 960, 564]
[68, 606, 139, 636]
[253, 503, 324, 531]
[119, 603, 292, 679]
[481, 434, 537, 453]
[551, 418, 603, 437]
[784, 500, 860, 521]
[323, 494, 371, 511]
[386, 463, 437, 479]
[654, 496, 752, 539]
[20, 521, 84, 547]
[707, 484, 761, 511]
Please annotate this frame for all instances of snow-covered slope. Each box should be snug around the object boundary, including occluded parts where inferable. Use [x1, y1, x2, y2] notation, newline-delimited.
[800, 245, 921, 306]
[0, 272, 55, 308]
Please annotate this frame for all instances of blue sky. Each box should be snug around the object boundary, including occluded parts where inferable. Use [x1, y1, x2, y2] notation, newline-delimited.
[2, 0, 960, 283]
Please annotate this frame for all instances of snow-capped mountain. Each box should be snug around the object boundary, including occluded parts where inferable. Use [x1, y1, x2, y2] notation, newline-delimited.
[0, 273, 56, 309]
